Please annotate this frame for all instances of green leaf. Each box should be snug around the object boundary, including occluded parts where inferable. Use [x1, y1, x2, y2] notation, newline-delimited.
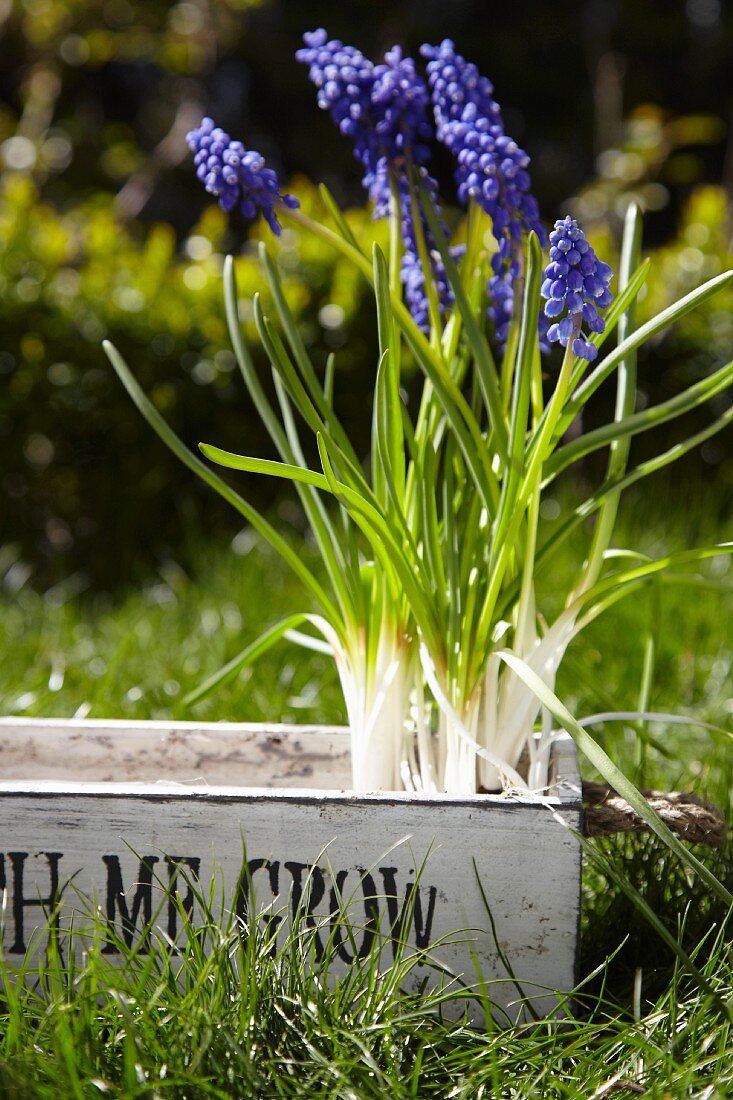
[578, 544, 733, 611]
[324, 352, 336, 406]
[581, 201, 644, 590]
[562, 267, 733, 429]
[199, 444, 328, 489]
[491, 232, 542, 552]
[494, 648, 733, 909]
[259, 244, 359, 465]
[272, 368, 365, 617]
[286, 204, 501, 513]
[103, 340, 341, 630]
[405, 172, 444, 336]
[223, 255, 289, 456]
[516, 402, 733, 617]
[417, 440, 447, 612]
[420, 191, 508, 463]
[318, 183, 362, 251]
[317, 433, 442, 656]
[373, 242, 406, 503]
[222, 257, 357, 629]
[545, 355, 733, 480]
[203, 431, 412, 633]
[184, 613, 324, 706]
[215, 342, 421, 592]
[253, 295, 367, 492]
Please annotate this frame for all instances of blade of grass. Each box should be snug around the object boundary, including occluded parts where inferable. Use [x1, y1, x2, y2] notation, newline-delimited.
[183, 612, 330, 705]
[578, 831, 725, 1007]
[495, 648, 733, 908]
[103, 340, 340, 626]
[560, 268, 733, 431]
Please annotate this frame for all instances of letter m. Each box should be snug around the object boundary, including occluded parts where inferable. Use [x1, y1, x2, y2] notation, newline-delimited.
[101, 855, 159, 954]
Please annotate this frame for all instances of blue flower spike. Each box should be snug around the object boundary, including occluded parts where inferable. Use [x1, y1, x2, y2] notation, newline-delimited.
[421, 39, 546, 348]
[295, 31, 432, 211]
[541, 216, 614, 361]
[297, 29, 455, 333]
[186, 117, 299, 236]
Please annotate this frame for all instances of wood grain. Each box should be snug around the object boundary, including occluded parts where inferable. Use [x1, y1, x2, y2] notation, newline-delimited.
[0, 717, 353, 787]
[0, 719, 582, 1024]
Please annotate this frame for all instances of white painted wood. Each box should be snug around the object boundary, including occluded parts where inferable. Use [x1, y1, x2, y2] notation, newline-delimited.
[0, 717, 353, 787]
[0, 718, 582, 1023]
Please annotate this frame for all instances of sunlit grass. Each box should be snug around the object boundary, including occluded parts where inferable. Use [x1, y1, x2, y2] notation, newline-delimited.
[0, 838, 730, 1098]
[0, 484, 731, 1097]
[0, 524, 345, 729]
[2, 483, 729, 797]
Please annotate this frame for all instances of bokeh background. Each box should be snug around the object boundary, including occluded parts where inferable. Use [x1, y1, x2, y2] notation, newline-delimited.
[1, 0, 732, 589]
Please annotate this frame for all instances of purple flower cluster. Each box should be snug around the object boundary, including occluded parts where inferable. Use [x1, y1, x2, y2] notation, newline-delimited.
[296, 31, 432, 208]
[371, 47, 434, 181]
[396, 170, 464, 331]
[187, 37, 614, 355]
[541, 216, 613, 361]
[186, 117, 298, 235]
[421, 38, 503, 143]
[297, 29, 453, 332]
[421, 40, 546, 346]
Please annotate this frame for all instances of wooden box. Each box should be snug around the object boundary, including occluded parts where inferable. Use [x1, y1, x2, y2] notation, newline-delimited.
[0, 717, 582, 1023]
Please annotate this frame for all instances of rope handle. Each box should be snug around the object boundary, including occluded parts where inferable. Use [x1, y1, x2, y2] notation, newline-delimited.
[582, 781, 728, 847]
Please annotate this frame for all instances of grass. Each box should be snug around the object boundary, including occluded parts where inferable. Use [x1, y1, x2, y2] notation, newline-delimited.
[0, 870, 730, 1099]
[0, 482, 731, 1097]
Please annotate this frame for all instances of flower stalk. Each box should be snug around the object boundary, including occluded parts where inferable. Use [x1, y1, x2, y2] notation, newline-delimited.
[107, 31, 733, 810]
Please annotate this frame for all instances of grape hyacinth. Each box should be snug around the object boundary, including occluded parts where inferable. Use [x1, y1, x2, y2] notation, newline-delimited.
[396, 170, 464, 332]
[297, 29, 454, 332]
[421, 38, 503, 142]
[295, 32, 378, 193]
[186, 117, 298, 236]
[421, 40, 546, 347]
[541, 216, 614, 361]
[296, 31, 432, 207]
[370, 47, 434, 189]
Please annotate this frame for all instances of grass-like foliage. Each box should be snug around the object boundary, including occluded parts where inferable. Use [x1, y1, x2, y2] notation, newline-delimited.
[104, 36, 733, 837]
[1, 510, 731, 1094]
[0, 830, 730, 1098]
[105, 193, 733, 806]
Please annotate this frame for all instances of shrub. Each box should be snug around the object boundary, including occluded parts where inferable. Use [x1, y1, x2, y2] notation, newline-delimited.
[0, 174, 386, 586]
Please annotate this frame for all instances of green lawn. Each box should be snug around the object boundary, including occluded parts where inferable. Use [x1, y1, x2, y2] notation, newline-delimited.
[0, 484, 731, 1097]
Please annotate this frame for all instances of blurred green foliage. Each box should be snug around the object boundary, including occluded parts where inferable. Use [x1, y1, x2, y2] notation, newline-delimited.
[643, 186, 733, 379]
[0, 0, 731, 586]
[5, 0, 262, 67]
[567, 107, 733, 498]
[571, 104, 727, 234]
[0, 0, 269, 201]
[0, 173, 386, 587]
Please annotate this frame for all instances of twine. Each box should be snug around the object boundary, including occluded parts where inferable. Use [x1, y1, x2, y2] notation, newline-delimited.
[582, 782, 728, 848]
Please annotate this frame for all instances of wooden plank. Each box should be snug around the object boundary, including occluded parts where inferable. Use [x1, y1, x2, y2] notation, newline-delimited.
[0, 720, 582, 1023]
[0, 717, 353, 788]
